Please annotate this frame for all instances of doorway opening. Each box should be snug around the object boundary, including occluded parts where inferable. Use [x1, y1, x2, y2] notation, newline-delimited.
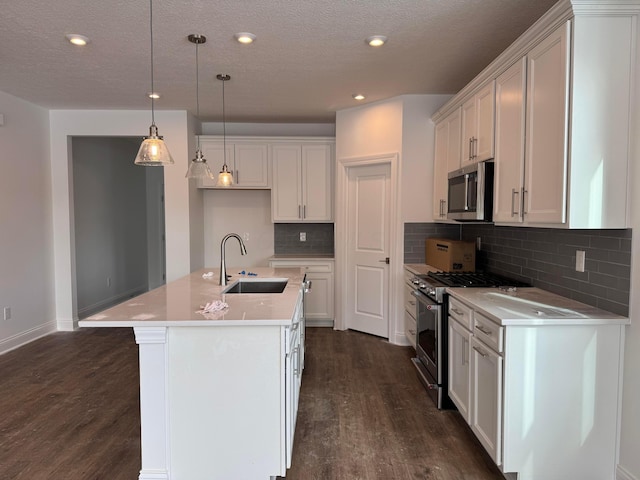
[71, 136, 166, 319]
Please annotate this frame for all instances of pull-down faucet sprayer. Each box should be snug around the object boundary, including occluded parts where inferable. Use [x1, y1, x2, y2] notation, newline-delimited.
[220, 233, 248, 286]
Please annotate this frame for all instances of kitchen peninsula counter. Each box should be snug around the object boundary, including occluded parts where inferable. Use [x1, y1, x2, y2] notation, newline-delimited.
[79, 267, 306, 480]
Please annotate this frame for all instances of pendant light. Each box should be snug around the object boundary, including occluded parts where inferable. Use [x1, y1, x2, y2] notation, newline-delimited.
[185, 34, 214, 179]
[215, 74, 234, 187]
[134, 0, 174, 166]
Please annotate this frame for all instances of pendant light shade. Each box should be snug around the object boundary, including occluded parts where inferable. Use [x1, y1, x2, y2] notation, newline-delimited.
[134, 0, 173, 167]
[185, 34, 214, 179]
[215, 74, 234, 187]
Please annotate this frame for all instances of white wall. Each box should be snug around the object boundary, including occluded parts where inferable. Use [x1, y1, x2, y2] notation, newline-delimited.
[203, 190, 274, 269]
[335, 95, 448, 345]
[0, 91, 57, 353]
[49, 110, 195, 330]
[619, 25, 640, 480]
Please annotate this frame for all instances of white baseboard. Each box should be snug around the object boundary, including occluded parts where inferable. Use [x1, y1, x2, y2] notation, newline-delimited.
[138, 470, 169, 480]
[78, 285, 148, 319]
[618, 465, 639, 480]
[307, 318, 334, 327]
[0, 321, 57, 355]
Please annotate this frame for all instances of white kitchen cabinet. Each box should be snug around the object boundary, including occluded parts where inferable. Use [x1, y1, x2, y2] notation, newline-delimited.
[269, 259, 334, 326]
[197, 137, 270, 188]
[470, 329, 503, 466]
[493, 58, 526, 223]
[432, 107, 461, 220]
[523, 22, 570, 224]
[272, 142, 334, 222]
[433, 4, 637, 229]
[285, 295, 303, 467]
[403, 267, 418, 348]
[448, 295, 473, 422]
[461, 81, 495, 164]
[448, 288, 628, 480]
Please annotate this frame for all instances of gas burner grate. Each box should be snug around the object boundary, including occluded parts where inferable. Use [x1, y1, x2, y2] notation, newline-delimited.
[426, 271, 528, 288]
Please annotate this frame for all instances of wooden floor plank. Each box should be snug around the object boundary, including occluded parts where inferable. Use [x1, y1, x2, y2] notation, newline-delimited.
[0, 327, 504, 479]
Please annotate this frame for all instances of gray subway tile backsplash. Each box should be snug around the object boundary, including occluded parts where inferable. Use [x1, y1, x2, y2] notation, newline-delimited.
[274, 223, 334, 255]
[405, 222, 631, 316]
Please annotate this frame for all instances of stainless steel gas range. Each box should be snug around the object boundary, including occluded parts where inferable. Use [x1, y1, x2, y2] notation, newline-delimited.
[409, 270, 526, 409]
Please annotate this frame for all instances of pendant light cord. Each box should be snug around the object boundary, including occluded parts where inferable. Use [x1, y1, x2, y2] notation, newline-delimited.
[195, 39, 200, 150]
[222, 76, 227, 168]
[149, 0, 155, 127]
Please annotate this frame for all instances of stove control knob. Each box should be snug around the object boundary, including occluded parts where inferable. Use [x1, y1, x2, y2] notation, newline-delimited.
[428, 287, 436, 297]
[412, 279, 420, 285]
[419, 283, 427, 289]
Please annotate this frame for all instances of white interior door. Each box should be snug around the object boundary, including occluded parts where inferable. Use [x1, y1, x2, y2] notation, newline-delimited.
[345, 163, 391, 338]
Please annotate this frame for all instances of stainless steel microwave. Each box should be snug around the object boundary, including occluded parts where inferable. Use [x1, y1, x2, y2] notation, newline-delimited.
[447, 161, 494, 221]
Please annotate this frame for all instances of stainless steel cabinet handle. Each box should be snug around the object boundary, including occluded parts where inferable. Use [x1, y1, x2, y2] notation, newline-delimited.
[408, 329, 416, 336]
[236, 170, 239, 184]
[476, 325, 493, 336]
[304, 281, 312, 293]
[473, 345, 488, 358]
[409, 300, 416, 306]
[298, 205, 302, 219]
[522, 188, 528, 215]
[469, 137, 473, 161]
[303, 205, 306, 219]
[293, 346, 300, 375]
[463, 338, 468, 365]
[511, 188, 520, 217]
[450, 308, 463, 316]
[473, 137, 478, 159]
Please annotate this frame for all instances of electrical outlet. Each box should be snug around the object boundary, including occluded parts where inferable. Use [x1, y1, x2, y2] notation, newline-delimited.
[476, 236, 482, 251]
[107, 277, 112, 287]
[300, 232, 306, 242]
[576, 250, 586, 272]
[3, 307, 11, 321]
[243, 232, 250, 242]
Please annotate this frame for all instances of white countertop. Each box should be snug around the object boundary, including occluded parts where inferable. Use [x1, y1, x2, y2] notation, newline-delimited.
[404, 263, 441, 276]
[78, 267, 305, 328]
[447, 287, 629, 326]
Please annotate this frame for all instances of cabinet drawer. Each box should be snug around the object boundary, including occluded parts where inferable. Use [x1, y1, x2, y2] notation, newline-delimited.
[269, 260, 333, 273]
[449, 296, 473, 331]
[404, 284, 417, 317]
[474, 312, 503, 353]
[404, 310, 417, 349]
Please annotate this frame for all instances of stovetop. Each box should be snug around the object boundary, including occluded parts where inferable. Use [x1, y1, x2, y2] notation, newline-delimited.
[424, 271, 529, 288]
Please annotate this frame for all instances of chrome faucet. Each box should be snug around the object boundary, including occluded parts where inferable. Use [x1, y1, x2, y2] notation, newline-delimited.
[220, 233, 248, 285]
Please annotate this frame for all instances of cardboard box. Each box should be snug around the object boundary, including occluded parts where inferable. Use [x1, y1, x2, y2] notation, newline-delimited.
[426, 238, 476, 272]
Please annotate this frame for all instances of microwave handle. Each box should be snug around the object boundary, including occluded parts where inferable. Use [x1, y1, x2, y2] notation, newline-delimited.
[464, 174, 469, 211]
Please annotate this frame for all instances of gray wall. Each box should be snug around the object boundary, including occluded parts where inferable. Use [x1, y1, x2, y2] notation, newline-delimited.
[405, 222, 631, 316]
[72, 137, 164, 318]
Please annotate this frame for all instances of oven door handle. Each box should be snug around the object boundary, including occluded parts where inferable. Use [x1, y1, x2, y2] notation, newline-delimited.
[411, 290, 441, 311]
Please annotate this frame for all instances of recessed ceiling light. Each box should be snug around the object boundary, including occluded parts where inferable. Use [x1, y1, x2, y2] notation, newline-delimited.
[235, 32, 256, 44]
[366, 35, 387, 47]
[147, 92, 160, 99]
[352, 94, 366, 101]
[66, 34, 90, 46]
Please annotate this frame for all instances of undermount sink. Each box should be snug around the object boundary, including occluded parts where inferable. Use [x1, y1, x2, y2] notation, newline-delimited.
[222, 278, 288, 294]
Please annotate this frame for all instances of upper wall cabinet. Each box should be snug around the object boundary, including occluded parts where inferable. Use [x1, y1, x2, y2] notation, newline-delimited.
[461, 81, 495, 164]
[271, 141, 334, 222]
[433, 1, 639, 229]
[433, 107, 462, 220]
[197, 137, 270, 189]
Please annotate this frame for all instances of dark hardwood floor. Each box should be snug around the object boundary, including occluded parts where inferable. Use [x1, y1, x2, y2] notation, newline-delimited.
[0, 327, 504, 479]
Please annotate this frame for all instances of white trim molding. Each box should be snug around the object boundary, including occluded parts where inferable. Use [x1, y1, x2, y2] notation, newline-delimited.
[134, 327, 171, 480]
[0, 321, 57, 355]
[617, 464, 640, 480]
[335, 153, 402, 344]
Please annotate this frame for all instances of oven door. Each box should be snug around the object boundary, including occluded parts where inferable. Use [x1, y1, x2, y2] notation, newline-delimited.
[413, 291, 441, 381]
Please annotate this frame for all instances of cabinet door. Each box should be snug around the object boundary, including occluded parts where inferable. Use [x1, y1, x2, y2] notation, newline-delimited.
[493, 58, 527, 223]
[461, 96, 477, 164]
[524, 22, 570, 224]
[272, 145, 303, 222]
[449, 319, 471, 422]
[470, 336, 503, 466]
[475, 81, 495, 162]
[234, 143, 269, 187]
[197, 141, 234, 188]
[432, 120, 449, 219]
[302, 144, 333, 222]
[446, 107, 462, 173]
[305, 271, 334, 320]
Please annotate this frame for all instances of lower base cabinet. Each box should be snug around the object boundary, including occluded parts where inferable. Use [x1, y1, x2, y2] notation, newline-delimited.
[270, 259, 334, 326]
[448, 293, 626, 480]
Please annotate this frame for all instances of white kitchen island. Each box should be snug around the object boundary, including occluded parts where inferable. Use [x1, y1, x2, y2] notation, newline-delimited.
[79, 267, 306, 480]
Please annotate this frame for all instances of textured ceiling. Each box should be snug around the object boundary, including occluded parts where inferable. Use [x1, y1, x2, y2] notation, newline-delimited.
[0, 0, 558, 122]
